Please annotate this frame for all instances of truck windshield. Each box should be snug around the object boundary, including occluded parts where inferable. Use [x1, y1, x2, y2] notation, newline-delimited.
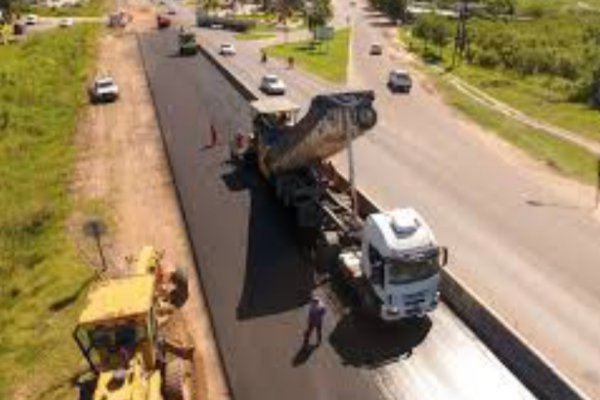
[387, 257, 438, 285]
[97, 81, 114, 89]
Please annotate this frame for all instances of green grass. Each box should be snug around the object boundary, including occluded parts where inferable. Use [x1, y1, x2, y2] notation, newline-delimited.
[0, 24, 99, 400]
[235, 31, 276, 41]
[517, 0, 600, 15]
[265, 28, 350, 83]
[452, 66, 600, 143]
[399, 26, 600, 183]
[232, 12, 276, 21]
[436, 75, 598, 184]
[23, 0, 108, 17]
[401, 24, 600, 142]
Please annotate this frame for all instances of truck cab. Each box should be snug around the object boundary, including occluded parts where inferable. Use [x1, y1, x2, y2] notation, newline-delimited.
[341, 208, 448, 321]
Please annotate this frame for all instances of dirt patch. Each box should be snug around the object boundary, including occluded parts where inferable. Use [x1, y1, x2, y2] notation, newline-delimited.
[71, 7, 229, 400]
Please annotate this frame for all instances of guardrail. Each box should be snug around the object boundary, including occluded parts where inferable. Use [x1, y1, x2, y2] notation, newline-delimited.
[196, 37, 589, 400]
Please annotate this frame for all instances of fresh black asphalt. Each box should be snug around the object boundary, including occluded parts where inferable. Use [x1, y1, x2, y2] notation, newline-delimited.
[138, 30, 396, 400]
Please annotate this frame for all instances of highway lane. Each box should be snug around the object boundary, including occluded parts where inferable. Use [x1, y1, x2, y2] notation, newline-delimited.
[139, 29, 534, 399]
[183, 2, 600, 396]
[139, 30, 383, 400]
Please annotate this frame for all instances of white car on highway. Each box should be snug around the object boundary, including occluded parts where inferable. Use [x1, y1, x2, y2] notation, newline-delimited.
[59, 18, 74, 28]
[260, 74, 286, 95]
[90, 76, 120, 103]
[25, 14, 39, 25]
[219, 43, 236, 56]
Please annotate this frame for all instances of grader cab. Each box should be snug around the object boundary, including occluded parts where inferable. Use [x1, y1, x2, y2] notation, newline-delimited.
[73, 247, 192, 400]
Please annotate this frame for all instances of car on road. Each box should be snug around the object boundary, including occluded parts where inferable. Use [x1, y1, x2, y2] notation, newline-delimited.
[157, 14, 171, 29]
[219, 43, 236, 56]
[90, 76, 119, 103]
[387, 69, 412, 93]
[370, 43, 382, 55]
[260, 74, 286, 95]
[25, 14, 39, 25]
[59, 18, 74, 28]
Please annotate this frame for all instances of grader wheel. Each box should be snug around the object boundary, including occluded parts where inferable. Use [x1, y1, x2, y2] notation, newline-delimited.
[169, 267, 189, 308]
[163, 357, 192, 400]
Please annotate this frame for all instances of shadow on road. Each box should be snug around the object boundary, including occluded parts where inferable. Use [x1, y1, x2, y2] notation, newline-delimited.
[291, 343, 318, 367]
[222, 162, 314, 320]
[525, 198, 587, 210]
[329, 312, 431, 368]
[369, 20, 397, 28]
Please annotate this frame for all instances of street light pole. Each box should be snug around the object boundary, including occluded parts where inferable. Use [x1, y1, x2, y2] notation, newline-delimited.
[344, 110, 359, 225]
[452, 1, 468, 69]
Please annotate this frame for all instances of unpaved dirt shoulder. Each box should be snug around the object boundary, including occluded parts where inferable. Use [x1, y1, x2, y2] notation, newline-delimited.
[72, 7, 229, 399]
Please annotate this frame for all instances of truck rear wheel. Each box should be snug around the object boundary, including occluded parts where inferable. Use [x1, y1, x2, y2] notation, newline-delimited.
[355, 282, 380, 317]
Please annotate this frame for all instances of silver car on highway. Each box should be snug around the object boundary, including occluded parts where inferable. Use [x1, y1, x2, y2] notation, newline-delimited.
[260, 74, 286, 95]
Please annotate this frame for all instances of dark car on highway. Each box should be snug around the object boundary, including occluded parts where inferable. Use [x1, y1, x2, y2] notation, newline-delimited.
[370, 44, 383, 55]
[387, 69, 412, 93]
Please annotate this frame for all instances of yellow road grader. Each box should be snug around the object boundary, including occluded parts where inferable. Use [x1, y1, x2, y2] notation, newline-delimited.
[73, 246, 192, 400]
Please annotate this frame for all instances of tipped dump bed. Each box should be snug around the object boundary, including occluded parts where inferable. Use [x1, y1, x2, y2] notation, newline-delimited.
[257, 91, 377, 174]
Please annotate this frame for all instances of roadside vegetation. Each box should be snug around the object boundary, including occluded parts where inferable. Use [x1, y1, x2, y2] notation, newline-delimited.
[436, 77, 598, 184]
[234, 22, 277, 40]
[363, 0, 600, 182]
[265, 28, 349, 83]
[404, 11, 600, 138]
[0, 24, 99, 400]
[235, 30, 276, 40]
[15, 0, 108, 17]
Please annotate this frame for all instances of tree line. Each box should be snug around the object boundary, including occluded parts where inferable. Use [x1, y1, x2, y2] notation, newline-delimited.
[365, 0, 600, 106]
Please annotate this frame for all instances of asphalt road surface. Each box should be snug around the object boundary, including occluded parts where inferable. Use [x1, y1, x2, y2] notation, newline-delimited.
[138, 30, 534, 400]
[174, 1, 600, 397]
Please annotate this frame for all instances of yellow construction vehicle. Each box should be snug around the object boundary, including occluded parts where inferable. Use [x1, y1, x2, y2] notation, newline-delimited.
[73, 246, 192, 400]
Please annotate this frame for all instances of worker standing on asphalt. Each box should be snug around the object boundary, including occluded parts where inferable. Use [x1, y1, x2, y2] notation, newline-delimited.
[303, 296, 326, 347]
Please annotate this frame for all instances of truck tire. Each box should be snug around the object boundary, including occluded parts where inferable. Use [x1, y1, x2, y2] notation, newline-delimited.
[163, 358, 191, 400]
[170, 267, 189, 308]
[355, 105, 377, 130]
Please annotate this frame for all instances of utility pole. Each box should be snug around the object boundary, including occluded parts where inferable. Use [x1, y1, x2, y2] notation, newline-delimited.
[452, 1, 469, 69]
[344, 109, 359, 225]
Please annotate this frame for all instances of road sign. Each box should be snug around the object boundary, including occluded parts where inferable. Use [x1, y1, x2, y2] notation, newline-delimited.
[315, 26, 334, 41]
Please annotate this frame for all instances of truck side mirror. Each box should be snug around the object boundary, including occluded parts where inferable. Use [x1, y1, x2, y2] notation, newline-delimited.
[439, 247, 449, 267]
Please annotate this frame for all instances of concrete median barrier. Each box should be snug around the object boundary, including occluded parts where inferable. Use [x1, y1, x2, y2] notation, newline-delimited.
[197, 41, 258, 101]
[440, 270, 588, 400]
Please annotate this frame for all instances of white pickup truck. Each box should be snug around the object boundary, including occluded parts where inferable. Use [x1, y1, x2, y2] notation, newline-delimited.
[90, 76, 119, 104]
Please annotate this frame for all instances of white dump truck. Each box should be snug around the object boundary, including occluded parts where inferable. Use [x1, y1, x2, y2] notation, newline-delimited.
[249, 92, 448, 321]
